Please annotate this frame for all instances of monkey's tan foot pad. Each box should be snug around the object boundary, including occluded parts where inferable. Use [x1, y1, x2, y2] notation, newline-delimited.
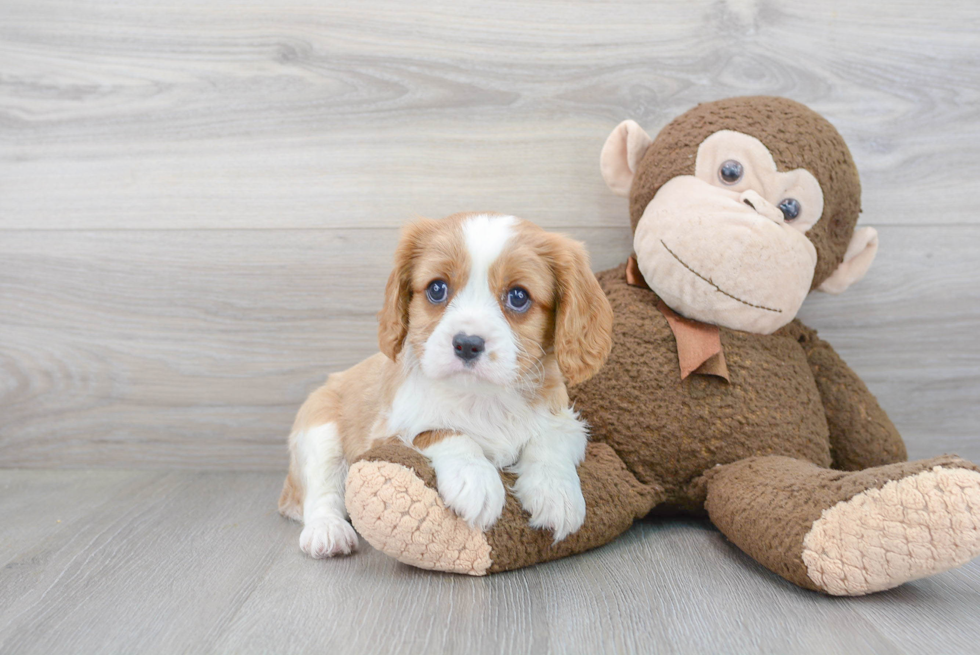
[345, 458, 493, 575]
[803, 465, 980, 596]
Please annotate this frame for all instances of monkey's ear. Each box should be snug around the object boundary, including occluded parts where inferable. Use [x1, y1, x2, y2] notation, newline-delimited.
[818, 227, 879, 294]
[600, 120, 653, 197]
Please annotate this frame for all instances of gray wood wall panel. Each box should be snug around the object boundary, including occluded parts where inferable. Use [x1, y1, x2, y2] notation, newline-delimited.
[1, 0, 979, 469]
[3, 0, 979, 231]
[1, 226, 977, 469]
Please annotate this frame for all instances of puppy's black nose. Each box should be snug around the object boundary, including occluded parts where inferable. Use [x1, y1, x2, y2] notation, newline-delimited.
[452, 333, 485, 362]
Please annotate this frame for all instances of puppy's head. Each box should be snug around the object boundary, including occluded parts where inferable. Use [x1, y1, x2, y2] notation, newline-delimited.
[378, 213, 613, 388]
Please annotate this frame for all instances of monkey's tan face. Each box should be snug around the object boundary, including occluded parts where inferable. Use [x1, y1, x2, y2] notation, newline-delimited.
[634, 130, 825, 334]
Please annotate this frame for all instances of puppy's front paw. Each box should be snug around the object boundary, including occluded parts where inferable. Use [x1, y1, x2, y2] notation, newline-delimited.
[435, 456, 506, 531]
[513, 467, 586, 542]
[300, 517, 359, 558]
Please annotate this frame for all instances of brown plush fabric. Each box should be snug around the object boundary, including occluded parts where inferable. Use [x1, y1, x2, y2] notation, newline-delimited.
[628, 96, 862, 289]
[355, 440, 661, 573]
[486, 442, 662, 573]
[795, 328, 908, 470]
[568, 265, 834, 514]
[355, 441, 438, 489]
[703, 454, 980, 590]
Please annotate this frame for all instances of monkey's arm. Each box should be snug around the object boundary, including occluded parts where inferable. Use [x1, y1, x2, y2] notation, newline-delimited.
[793, 322, 907, 470]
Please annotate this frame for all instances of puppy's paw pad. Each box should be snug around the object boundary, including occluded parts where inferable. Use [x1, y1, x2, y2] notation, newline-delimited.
[300, 518, 358, 559]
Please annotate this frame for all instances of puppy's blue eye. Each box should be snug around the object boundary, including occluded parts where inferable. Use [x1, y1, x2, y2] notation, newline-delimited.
[505, 287, 531, 313]
[426, 280, 448, 304]
[778, 198, 801, 221]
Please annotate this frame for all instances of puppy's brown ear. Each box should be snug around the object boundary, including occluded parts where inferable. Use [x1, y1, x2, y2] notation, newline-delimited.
[546, 234, 614, 386]
[378, 219, 436, 360]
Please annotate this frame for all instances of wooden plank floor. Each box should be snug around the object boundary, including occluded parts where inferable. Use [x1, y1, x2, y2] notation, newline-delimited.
[1, 469, 978, 655]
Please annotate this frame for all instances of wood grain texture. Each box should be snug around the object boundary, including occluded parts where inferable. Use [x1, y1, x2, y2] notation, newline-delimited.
[0, 226, 977, 469]
[0, 226, 631, 468]
[0, 0, 978, 471]
[1, 0, 979, 230]
[2, 469, 980, 655]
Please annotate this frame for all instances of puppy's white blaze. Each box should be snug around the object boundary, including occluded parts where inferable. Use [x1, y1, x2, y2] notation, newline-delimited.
[462, 213, 517, 291]
[420, 214, 520, 385]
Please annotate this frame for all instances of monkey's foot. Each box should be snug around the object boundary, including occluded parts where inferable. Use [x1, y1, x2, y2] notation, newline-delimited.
[803, 463, 980, 596]
[345, 441, 661, 575]
[345, 455, 492, 575]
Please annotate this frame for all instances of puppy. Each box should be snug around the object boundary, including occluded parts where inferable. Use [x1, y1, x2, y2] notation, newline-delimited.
[278, 212, 614, 558]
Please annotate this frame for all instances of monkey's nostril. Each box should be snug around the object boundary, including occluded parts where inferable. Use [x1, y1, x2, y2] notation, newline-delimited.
[743, 198, 756, 210]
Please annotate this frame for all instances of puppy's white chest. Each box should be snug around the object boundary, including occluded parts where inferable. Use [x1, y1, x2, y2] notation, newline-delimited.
[387, 373, 538, 467]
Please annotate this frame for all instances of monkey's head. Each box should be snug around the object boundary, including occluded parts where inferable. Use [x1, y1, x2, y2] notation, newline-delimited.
[601, 96, 878, 334]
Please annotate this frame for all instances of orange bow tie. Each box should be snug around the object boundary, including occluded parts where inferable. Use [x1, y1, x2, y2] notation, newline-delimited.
[626, 255, 730, 382]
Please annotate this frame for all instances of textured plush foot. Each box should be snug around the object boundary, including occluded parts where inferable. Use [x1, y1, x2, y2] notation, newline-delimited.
[345, 458, 493, 575]
[299, 517, 359, 558]
[346, 441, 661, 575]
[803, 465, 980, 595]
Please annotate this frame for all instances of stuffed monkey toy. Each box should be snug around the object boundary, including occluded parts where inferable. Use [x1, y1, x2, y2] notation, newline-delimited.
[342, 97, 980, 595]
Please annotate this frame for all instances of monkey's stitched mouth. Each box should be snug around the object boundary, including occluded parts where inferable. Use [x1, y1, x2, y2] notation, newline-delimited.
[660, 240, 782, 314]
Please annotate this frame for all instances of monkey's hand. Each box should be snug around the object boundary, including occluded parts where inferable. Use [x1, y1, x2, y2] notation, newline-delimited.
[798, 323, 907, 470]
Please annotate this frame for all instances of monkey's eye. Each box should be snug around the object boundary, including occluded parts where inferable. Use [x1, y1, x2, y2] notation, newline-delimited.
[719, 160, 743, 185]
[426, 280, 448, 304]
[778, 198, 801, 222]
[504, 287, 531, 313]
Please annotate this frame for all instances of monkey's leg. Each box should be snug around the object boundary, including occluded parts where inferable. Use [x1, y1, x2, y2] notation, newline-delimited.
[344, 441, 662, 575]
[704, 455, 980, 595]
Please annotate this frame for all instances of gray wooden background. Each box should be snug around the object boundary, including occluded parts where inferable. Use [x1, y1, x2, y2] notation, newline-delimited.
[2, 0, 979, 470]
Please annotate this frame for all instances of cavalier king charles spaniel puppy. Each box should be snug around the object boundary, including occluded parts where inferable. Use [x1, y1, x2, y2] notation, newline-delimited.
[279, 212, 613, 558]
